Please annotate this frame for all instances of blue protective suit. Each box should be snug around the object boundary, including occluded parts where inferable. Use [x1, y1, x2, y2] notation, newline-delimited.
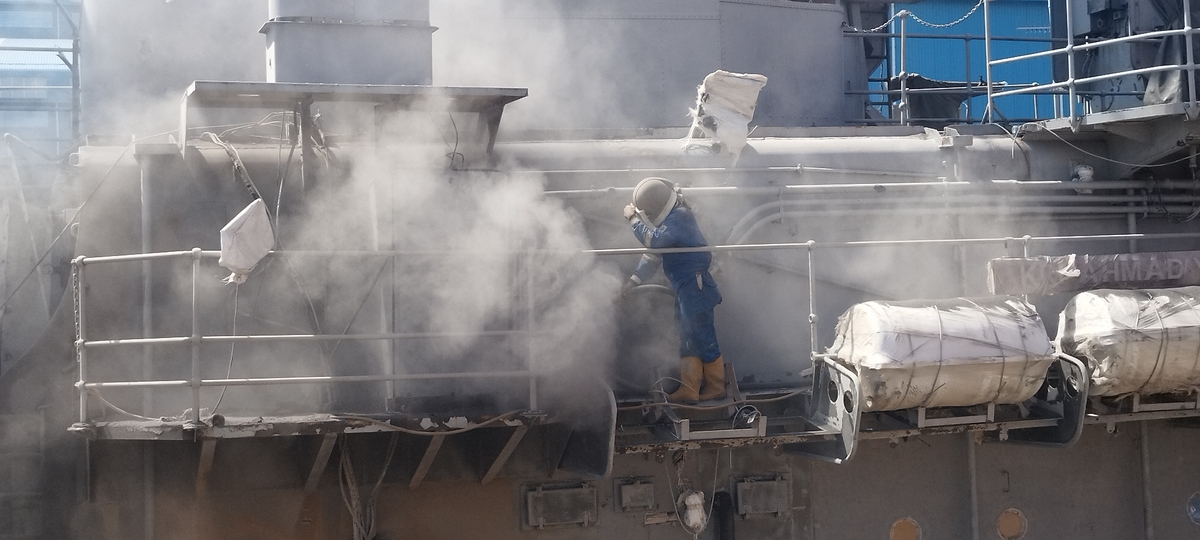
[630, 205, 723, 362]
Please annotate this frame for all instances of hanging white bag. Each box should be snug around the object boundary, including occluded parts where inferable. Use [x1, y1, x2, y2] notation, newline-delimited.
[218, 198, 274, 284]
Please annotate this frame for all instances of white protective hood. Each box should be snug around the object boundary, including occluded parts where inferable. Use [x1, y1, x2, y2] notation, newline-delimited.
[218, 198, 274, 284]
[685, 70, 767, 156]
[1058, 287, 1200, 396]
[829, 296, 1055, 412]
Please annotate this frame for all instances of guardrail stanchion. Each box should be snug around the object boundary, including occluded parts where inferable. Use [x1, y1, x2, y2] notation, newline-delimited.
[73, 257, 89, 427]
[984, 0, 994, 122]
[1186, 0, 1197, 114]
[1065, 0, 1078, 128]
[526, 250, 537, 411]
[898, 11, 910, 125]
[188, 248, 202, 428]
[807, 240, 818, 360]
[965, 37, 973, 121]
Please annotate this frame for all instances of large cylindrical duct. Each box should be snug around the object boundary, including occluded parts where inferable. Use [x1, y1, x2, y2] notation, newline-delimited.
[262, 0, 435, 85]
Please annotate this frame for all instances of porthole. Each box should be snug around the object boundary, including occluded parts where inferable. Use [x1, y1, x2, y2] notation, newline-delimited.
[889, 517, 921, 540]
[843, 390, 855, 413]
[828, 379, 840, 403]
[1187, 492, 1200, 525]
[996, 508, 1028, 540]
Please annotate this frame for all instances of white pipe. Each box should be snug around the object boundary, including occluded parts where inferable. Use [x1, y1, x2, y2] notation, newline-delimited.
[543, 180, 1200, 199]
[733, 205, 1200, 245]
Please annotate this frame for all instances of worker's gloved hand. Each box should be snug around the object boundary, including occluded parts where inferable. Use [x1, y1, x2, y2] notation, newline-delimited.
[619, 279, 636, 297]
[622, 203, 637, 221]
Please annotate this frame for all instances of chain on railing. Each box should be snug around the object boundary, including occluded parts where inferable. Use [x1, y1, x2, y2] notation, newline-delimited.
[853, 0, 987, 125]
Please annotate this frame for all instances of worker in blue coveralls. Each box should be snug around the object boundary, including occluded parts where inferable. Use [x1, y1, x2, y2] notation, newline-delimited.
[621, 177, 725, 402]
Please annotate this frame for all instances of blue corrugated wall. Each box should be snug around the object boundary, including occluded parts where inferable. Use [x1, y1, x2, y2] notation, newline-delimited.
[882, 0, 1054, 122]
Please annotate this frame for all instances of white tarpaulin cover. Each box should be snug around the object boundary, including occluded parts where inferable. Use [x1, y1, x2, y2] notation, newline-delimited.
[1058, 287, 1200, 396]
[219, 198, 274, 284]
[828, 297, 1054, 412]
[685, 70, 767, 156]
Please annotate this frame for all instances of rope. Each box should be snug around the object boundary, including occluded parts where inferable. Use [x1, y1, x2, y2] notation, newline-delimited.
[962, 298, 1012, 404]
[1181, 293, 1200, 387]
[1138, 290, 1171, 394]
[918, 305, 948, 408]
[885, 303, 921, 409]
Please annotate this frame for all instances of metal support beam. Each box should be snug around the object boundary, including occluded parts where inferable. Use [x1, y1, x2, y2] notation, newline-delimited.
[195, 439, 216, 496]
[481, 426, 530, 485]
[305, 433, 338, 493]
[298, 98, 316, 193]
[409, 434, 446, 489]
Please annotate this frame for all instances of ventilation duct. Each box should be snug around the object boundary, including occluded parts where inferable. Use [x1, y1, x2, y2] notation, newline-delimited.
[262, 0, 435, 85]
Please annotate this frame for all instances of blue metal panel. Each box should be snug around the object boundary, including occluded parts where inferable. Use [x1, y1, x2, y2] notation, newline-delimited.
[885, 0, 1055, 122]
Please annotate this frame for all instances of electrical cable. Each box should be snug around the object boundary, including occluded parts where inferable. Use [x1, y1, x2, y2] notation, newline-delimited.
[339, 432, 398, 540]
[275, 113, 298, 234]
[216, 111, 290, 140]
[619, 388, 807, 411]
[87, 389, 160, 422]
[201, 132, 266, 201]
[1041, 127, 1199, 168]
[330, 410, 524, 436]
[663, 454, 686, 534]
[446, 113, 465, 170]
[210, 283, 239, 415]
[704, 448, 721, 536]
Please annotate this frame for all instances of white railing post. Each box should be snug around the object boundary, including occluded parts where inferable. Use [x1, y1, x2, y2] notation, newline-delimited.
[1065, 0, 1078, 127]
[1185, 0, 1197, 111]
[188, 247, 203, 428]
[899, 11, 911, 125]
[807, 241, 818, 359]
[984, 0, 995, 122]
[526, 250, 537, 411]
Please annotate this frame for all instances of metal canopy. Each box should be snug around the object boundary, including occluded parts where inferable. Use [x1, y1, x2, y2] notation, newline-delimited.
[182, 80, 526, 109]
[179, 80, 528, 153]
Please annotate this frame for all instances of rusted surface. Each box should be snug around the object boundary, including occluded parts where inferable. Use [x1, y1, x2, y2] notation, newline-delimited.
[84, 413, 539, 440]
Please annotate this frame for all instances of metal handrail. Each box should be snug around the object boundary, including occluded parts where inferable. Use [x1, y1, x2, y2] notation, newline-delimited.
[858, 0, 1200, 125]
[847, 11, 1062, 124]
[72, 248, 542, 428]
[984, 0, 1197, 124]
[72, 231, 1200, 429]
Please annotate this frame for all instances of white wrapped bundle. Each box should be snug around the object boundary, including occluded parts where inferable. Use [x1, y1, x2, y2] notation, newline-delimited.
[1058, 287, 1200, 396]
[829, 297, 1054, 412]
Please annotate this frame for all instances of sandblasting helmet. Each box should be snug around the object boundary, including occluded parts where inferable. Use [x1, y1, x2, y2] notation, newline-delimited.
[632, 177, 679, 227]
